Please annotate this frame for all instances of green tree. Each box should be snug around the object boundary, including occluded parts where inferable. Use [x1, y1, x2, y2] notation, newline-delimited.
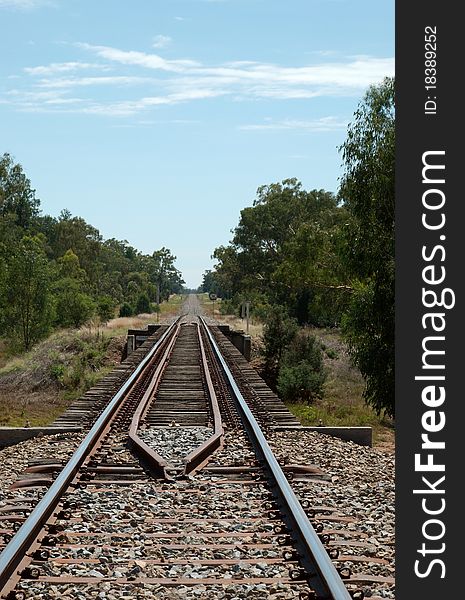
[54, 279, 95, 328]
[149, 247, 184, 303]
[119, 302, 134, 317]
[0, 153, 40, 229]
[3, 236, 53, 350]
[52, 249, 95, 328]
[57, 249, 87, 282]
[0, 153, 186, 352]
[199, 269, 225, 296]
[52, 212, 102, 286]
[211, 180, 346, 323]
[135, 293, 151, 314]
[228, 179, 331, 296]
[261, 306, 299, 381]
[210, 245, 243, 299]
[97, 296, 115, 324]
[273, 208, 350, 325]
[339, 77, 395, 417]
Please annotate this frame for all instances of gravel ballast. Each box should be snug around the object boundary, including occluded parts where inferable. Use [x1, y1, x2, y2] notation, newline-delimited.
[269, 430, 395, 598]
[0, 427, 395, 598]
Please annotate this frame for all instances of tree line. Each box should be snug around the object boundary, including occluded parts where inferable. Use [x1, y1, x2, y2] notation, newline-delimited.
[200, 78, 394, 417]
[0, 155, 184, 351]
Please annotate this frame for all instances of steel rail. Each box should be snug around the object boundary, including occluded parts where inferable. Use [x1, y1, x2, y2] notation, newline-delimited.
[182, 323, 224, 475]
[199, 317, 352, 600]
[127, 322, 181, 479]
[0, 318, 180, 593]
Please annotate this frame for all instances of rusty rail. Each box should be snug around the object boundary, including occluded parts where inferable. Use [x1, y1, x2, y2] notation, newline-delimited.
[127, 322, 181, 479]
[182, 323, 224, 475]
[127, 321, 224, 478]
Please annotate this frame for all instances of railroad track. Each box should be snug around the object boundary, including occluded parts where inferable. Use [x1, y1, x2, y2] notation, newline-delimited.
[0, 308, 387, 599]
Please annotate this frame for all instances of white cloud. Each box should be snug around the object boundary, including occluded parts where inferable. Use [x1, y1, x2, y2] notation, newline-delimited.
[36, 75, 152, 89]
[152, 35, 172, 49]
[308, 50, 340, 57]
[240, 116, 348, 132]
[0, 0, 51, 9]
[77, 43, 200, 73]
[9, 42, 393, 117]
[9, 88, 226, 116]
[135, 119, 200, 126]
[81, 89, 227, 116]
[5, 88, 86, 110]
[24, 62, 110, 76]
[78, 44, 393, 93]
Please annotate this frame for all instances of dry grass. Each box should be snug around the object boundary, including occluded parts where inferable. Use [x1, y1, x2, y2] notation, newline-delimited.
[286, 327, 394, 451]
[0, 329, 120, 426]
[0, 390, 68, 427]
[0, 296, 185, 428]
[160, 294, 185, 317]
[102, 315, 157, 336]
[197, 294, 264, 340]
[199, 293, 394, 451]
[86, 294, 185, 337]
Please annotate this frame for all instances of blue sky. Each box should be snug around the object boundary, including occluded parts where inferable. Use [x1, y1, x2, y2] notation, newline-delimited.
[0, 0, 394, 288]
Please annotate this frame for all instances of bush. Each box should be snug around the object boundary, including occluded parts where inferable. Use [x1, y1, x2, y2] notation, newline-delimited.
[219, 299, 235, 315]
[49, 362, 65, 383]
[135, 293, 151, 314]
[55, 289, 95, 328]
[277, 362, 326, 402]
[277, 332, 327, 403]
[119, 302, 133, 317]
[251, 301, 271, 321]
[51, 337, 109, 393]
[97, 296, 115, 324]
[325, 347, 339, 359]
[261, 306, 299, 381]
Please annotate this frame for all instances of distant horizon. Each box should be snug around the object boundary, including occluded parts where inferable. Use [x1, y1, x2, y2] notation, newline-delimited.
[0, 0, 394, 288]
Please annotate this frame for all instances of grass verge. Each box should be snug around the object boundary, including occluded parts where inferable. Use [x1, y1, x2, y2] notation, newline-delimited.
[0, 297, 184, 427]
[286, 327, 394, 451]
[203, 298, 394, 451]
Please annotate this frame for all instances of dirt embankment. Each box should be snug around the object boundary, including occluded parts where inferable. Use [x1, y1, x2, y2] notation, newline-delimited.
[0, 300, 185, 428]
[0, 329, 126, 427]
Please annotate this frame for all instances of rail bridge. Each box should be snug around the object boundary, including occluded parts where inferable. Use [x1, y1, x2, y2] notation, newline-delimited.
[0, 296, 393, 599]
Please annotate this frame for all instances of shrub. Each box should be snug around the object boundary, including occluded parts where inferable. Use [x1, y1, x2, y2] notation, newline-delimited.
[325, 347, 339, 360]
[277, 332, 327, 403]
[49, 362, 65, 383]
[97, 296, 115, 324]
[55, 289, 95, 328]
[119, 302, 133, 317]
[277, 362, 326, 402]
[219, 299, 235, 315]
[135, 293, 151, 314]
[261, 306, 299, 381]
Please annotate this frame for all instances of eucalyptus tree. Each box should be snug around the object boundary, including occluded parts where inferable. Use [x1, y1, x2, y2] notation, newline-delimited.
[3, 236, 53, 350]
[0, 153, 40, 229]
[339, 77, 395, 417]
